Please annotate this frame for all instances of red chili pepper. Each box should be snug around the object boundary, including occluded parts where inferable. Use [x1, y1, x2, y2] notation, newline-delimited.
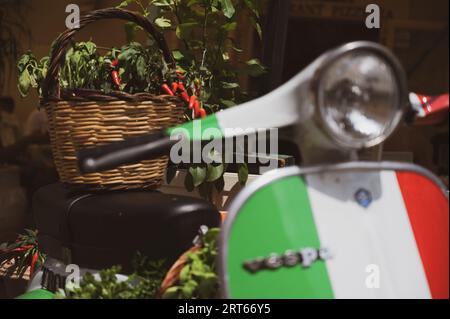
[112, 70, 121, 87]
[176, 82, 190, 102]
[178, 82, 187, 93]
[194, 83, 202, 97]
[199, 108, 207, 118]
[11, 245, 34, 252]
[161, 83, 174, 96]
[111, 59, 119, 67]
[30, 252, 39, 276]
[171, 82, 179, 93]
[189, 95, 197, 110]
[180, 92, 189, 103]
[194, 100, 200, 117]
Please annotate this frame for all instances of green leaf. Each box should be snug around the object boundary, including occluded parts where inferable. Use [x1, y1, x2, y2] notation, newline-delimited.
[244, 0, 260, 18]
[17, 53, 32, 72]
[136, 56, 146, 80]
[181, 280, 198, 298]
[18, 71, 31, 97]
[155, 17, 172, 28]
[220, 0, 236, 18]
[69, 51, 81, 65]
[162, 286, 180, 299]
[191, 258, 205, 272]
[172, 50, 184, 61]
[117, 0, 134, 8]
[206, 163, 224, 182]
[251, 17, 263, 40]
[84, 41, 97, 55]
[189, 166, 207, 187]
[151, 0, 171, 7]
[244, 58, 266, 76]
[238, 163, 248, 185]
[222, 22, 237, 31]
[197, 273, 218, 298]
[179, 265, 191, 282]
[221, 81, 239, 89]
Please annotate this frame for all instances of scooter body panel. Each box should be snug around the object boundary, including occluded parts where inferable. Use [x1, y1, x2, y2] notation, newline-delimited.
[219, 162, 449, 299]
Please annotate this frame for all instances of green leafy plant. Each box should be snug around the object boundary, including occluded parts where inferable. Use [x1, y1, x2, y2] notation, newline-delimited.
[17, 41, 168, 97]
[59, 228, 221, 299]
[162, 228, 220, 299]
[176, 153, 249, 201]
[17, 52, 49, 97]
[0, 229, 45, 280]
[17, 1, 265, 196]
[126, 0, 266, 115]
[60, 255, 168, 299]
[118, 0, 264, 196]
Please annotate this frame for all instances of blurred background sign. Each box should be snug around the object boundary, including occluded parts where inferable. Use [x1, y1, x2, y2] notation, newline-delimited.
[291, 0, 411, 21]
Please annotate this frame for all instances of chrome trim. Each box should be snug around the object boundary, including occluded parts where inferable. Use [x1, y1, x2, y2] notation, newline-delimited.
[311, 41, 409, 149]
[218, 161, 448, 298]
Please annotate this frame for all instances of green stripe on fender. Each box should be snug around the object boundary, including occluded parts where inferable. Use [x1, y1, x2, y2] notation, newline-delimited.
[167, 115, 223, 141]
[226, 176, 334, 298]
[16, 289, 55, 300]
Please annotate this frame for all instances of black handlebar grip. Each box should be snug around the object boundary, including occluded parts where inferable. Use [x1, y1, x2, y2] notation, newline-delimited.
[77, 131, 180, 174]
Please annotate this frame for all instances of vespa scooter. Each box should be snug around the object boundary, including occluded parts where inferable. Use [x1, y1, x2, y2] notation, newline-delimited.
[75, 41, 448, 299]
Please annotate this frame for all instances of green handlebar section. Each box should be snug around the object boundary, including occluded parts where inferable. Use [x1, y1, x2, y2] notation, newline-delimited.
[167, 115, 223, 141]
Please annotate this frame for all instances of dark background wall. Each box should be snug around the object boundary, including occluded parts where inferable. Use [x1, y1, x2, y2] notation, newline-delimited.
[1, 0, 449, 173]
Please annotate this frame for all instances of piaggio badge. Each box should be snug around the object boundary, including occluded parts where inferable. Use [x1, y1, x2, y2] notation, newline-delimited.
[355, 188, 373, 208]
[243, 247, 332, 274]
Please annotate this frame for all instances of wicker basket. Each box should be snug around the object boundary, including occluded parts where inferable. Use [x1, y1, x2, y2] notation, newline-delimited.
[41, 8, 184, 191]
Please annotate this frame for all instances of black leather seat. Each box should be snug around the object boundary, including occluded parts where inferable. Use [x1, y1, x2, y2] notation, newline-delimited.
[33, 183, 220, 272]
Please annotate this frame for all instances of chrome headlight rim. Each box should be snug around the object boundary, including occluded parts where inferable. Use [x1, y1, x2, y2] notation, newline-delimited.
[312, 41, 408, 149]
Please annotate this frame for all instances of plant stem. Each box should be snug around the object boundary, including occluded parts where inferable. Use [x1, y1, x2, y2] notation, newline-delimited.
[202, 2, 209, 51]
[136, 0, 148, 16]
[200, 1, 210, 69]
[97, 46, 114, 51]
[173, 2, 191, 52]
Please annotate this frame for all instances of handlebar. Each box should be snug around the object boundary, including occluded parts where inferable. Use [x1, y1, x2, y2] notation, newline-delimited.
[77, 131, 180, 174]
[77, 92, 449, 175]
[409, 93, 449, 125]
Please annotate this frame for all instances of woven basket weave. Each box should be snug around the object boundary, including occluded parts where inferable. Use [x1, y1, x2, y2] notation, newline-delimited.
[41, 8, 184, 190]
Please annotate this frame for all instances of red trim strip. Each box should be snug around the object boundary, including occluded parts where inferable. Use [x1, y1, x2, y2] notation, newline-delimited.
[396, 172, 449, 299]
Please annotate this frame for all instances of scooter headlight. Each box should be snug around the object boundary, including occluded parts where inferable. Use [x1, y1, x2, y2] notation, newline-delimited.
[316, 43, 407, 149]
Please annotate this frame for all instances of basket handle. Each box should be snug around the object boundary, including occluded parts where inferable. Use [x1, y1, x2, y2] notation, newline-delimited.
[42, 7, 175, 101]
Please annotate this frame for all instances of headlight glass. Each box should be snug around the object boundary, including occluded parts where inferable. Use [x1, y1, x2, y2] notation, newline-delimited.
[318, 50, 403, 148]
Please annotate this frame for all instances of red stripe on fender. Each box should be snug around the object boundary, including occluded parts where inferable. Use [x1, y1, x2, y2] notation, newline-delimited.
[396, 172, 449, 299]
